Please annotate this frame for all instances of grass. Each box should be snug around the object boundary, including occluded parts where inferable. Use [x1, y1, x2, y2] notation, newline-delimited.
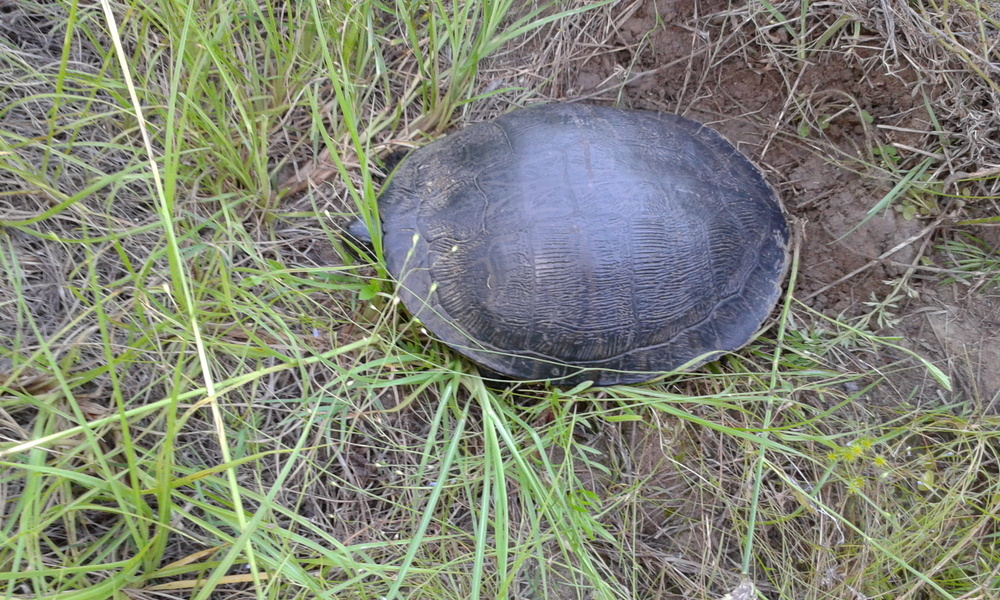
[1, 0, 999, 599]
[936, 233, 1000, 291]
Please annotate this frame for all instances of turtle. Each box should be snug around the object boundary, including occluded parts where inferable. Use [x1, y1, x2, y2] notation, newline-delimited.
[348, 102, 789, 386]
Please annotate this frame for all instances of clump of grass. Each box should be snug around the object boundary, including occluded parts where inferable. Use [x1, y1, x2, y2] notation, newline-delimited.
[936, 233, 1000, 291]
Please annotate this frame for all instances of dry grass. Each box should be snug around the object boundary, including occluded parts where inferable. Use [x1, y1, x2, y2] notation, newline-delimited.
[1, 0, 999, 599]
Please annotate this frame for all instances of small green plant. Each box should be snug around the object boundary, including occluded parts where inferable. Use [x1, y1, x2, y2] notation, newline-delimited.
[871, 143, 900, 167]
[894, 177, 944, 220]
[936, 233, 1000, 289]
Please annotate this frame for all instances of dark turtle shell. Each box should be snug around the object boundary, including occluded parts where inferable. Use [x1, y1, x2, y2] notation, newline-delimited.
[365, 102, 789, 385]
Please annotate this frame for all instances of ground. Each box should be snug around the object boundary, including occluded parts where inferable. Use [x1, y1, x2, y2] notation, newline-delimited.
[1, 1, 999, 599]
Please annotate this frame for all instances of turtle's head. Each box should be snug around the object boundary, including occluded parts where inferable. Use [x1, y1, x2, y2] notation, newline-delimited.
[343, 216, 379, 262]
[346, 217, 374, 245]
